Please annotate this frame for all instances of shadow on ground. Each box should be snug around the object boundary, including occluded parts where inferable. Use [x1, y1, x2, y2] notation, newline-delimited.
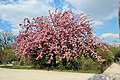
[116, 61, 120, 65]
[88, 73, 120, 80]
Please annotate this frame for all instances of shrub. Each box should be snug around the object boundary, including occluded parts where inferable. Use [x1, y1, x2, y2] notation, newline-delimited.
[109, 46, 120, 62]
[0, 46, 17, 65]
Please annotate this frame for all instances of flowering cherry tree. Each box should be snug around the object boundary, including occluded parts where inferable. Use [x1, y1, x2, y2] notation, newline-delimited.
[14, 9, 105, 65]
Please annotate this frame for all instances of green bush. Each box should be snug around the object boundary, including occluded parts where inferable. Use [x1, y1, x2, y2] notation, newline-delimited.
[97, 47, 114, 65]
[19, 58, 24, 66]
[57, 55, 100, 72]
[11, 46, 117, 73]
[79, 56, 100, 71]
[0, 46, 17, 64]
[109, 46, 120, 58]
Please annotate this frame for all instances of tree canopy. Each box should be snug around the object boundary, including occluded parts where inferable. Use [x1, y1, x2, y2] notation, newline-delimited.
[14, 9, 105, 64]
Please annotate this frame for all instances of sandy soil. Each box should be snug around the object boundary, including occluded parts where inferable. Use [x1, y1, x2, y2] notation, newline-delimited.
[0, 62, 120, 80]
[0, 68, 95, 80]
[103, 62, 120, 74]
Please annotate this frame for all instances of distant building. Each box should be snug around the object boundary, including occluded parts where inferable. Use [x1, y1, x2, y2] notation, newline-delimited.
[110, 44, 120, 47]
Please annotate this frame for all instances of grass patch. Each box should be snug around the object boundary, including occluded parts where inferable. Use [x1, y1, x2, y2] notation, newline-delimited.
[0, 65, 33, 69]
[50, 69, 100, 73]
[0, 65, 100, 73]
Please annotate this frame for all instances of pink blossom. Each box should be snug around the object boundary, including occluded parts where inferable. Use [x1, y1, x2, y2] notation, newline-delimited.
[13, 9, 104, 63]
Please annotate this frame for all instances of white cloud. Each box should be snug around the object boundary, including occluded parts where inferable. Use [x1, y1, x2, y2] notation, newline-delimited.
[0, 28, 3, 32]
[65, 0, 119, 20]
[62, 3, 70, 11]
[100, 33, 119, 44]
[64, 0, 119, 26]
[101, 33, 119, 39]
[93, 20, 104, 26]
[0, 0, 54, 35]
[104, 9, 118, 20]
[0, 0, 119, 35]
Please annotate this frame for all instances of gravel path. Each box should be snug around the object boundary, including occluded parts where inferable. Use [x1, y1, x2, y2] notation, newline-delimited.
[104, 62, 120, 74]
[0, 68, 95, 80]
[0, 63, 120, 80]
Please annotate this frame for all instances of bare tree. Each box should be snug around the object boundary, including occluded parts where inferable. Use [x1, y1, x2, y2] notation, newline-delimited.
[0, 31, 13, 46]
[0, 31, 14, 65]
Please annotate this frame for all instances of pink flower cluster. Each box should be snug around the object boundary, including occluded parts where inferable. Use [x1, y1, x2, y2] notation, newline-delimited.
[14, 9, 105, 63]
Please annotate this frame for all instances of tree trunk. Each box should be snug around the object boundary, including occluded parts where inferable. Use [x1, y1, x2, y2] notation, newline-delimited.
[50, 53, 56, 68]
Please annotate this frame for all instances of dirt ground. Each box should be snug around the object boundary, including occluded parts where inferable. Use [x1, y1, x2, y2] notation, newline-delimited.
[103, 62, 120, 74]
[0, 62, 120, 80]
[0, 68, 95, 80]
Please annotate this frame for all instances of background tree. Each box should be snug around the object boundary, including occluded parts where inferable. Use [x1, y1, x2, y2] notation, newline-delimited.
[0, 31, 15, 65]
[0, 31, 13, 46]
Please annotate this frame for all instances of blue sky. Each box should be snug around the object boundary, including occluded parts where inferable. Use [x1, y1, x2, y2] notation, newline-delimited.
[0, 0, 119, 44]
